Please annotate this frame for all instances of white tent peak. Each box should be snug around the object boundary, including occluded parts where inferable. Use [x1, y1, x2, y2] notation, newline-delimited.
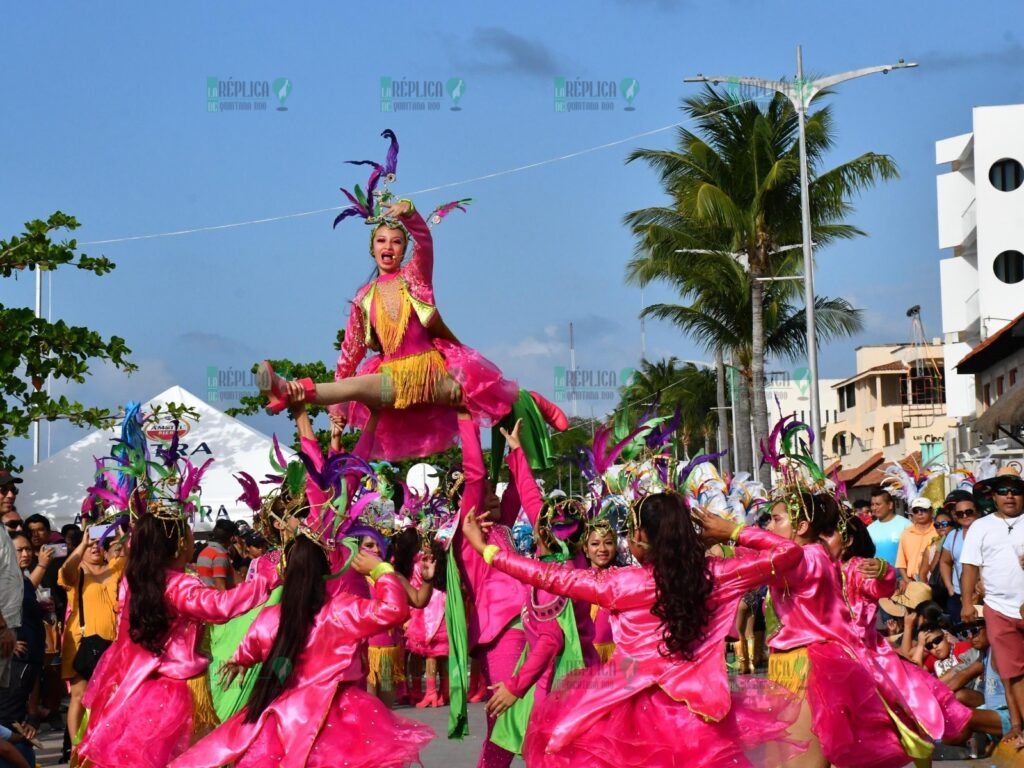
[19, 384, 293, 530]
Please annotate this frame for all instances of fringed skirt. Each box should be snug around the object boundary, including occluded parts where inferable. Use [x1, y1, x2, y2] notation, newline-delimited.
[367, 645, 406, 692]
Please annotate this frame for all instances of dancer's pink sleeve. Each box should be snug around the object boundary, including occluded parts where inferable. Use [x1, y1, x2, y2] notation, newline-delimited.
[856, 559, 897, 601]
[169, 569, 279, 624]
[489, 551, 637, 611]
[459, 417, 486, 520]
[335, 300, 369, 382]
[232, 605, 280, 667]
[507, 618, 564, 697]
[401, 210, 434, 295]
[506, 447, 543, 528]
[331, 572, 409, 639]
[717, 528, 803, 599]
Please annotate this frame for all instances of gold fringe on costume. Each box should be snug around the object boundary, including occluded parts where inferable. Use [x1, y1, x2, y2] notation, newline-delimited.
[187, 673, 221, 744]
[375, 281, 412, 355]
[767, 646, 810, 695]
[381, 350, 448, 409]
[367, 645, 406, 692]
[594, 642, 616, 664]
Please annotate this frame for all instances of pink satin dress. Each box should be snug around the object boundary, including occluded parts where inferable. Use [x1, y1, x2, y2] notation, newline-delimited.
[488, 527, 805, 768]
[77, 569, 278, 768]
[169, 572, 433, 768]
[506, 446, 598, 668]
[405, 558, 448, 657]
[333, 209, 517, 460]
[768, 543, 959, 768]
[842, 557, 971, 742]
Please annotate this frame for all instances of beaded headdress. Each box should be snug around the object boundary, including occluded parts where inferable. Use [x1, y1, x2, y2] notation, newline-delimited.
[760, 414, 846, 537]
[333, 129, 473, 255]
[84, 408, 212, 544]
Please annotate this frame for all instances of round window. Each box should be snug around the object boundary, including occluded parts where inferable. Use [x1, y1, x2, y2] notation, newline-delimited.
[989, 158, 1023, 192]
[993, 250, 1024, 284]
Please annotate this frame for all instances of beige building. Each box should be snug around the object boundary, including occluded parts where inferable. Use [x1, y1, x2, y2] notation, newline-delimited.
[823, 343, 957, 472]
[953, 309, 1024, 458]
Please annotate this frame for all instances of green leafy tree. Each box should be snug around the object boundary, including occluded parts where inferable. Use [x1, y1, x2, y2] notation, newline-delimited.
[619, 357, 719, 459]
[1, 212, 136, 468]
[630, 250, 862, 475]
[626, 86, 895, 480]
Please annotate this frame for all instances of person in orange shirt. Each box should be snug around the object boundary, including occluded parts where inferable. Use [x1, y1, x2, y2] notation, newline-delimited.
[895, 497, 939, 586]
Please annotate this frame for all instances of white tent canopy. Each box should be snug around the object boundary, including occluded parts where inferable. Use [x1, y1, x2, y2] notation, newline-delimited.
[20, 385, 293, 532]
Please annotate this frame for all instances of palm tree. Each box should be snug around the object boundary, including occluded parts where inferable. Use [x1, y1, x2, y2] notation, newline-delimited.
[631, 249, 862, 477]
[625, 86, 897, 482]
[619, 357, 720, 459]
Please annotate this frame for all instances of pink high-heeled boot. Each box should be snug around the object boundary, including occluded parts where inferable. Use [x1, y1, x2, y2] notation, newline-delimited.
[257, 360, 316, 415]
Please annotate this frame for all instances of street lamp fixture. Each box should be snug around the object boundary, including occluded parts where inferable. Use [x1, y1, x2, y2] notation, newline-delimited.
[684, 47, 917, 465]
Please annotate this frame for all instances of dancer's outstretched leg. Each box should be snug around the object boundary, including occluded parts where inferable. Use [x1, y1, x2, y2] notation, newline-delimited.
[259, 360, 461, 415]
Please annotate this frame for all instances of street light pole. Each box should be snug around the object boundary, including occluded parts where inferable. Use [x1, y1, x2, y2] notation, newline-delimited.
[685, 47, 917, 465]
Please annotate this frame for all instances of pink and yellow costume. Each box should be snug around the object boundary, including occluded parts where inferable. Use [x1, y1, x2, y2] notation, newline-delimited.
[768, 543, 961, 768]
[169, 568, 433, 768]
[405, 557, 449, 658]
[482, 527, 804, 768]
[77, 569, 278, 768]
[333, 208, 517, 460]
[841, 556, 971, 743]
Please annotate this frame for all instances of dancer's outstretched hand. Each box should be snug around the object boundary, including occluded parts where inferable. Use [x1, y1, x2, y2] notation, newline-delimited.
[382, 200, 411, 219]
[462, 511, 488, 555]
[351, 551, 382, 576]
[285, 380, 307, 404]
[691, 506, 737, 544]
[421, 553, 436, 581]
[218, 661, 246, 689]
[499, 419, 523, 452]
[857, 558, 885, 579]
[486, 682, 519, 717]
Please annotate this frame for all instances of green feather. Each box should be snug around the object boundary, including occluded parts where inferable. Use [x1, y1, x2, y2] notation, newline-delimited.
[285, 461, 306, 500]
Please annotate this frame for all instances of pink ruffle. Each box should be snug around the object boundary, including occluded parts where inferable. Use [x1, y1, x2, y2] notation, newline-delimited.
[405, 618, 449, 657]
[79, 677, 192, 768]
[234, 685, 433, 768]
[345, 339, 517, 461]
[522, 667, 803, 768]
[805, 643, 926, 768]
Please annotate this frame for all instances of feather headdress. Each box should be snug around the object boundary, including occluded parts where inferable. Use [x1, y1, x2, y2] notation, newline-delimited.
[333, 129, 474, 249]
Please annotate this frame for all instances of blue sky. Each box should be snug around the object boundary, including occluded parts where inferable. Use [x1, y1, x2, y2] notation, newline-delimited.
[3, 1, 1023, 466]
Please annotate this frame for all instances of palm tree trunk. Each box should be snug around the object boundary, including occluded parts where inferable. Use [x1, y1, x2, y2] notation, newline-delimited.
[750, 273, 771, 485]
[732, 354, 753, 476]
[715, 347, 731, 475]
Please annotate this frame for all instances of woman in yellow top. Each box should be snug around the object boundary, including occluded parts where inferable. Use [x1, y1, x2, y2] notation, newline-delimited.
[59, 528, 125, 741]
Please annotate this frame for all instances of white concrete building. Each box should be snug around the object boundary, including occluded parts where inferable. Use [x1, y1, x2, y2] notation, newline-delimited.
[763, 369, 841, 430]
[936, 104, 1024, 419]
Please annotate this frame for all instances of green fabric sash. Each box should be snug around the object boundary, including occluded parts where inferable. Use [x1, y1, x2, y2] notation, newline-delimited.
[208, 585, 284, 721]
[490, 390, 555, 483]
[490, 600, 585, 755]
[446, 551, 470, 739]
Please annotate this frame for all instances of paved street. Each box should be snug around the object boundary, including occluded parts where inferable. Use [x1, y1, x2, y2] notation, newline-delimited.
[32, 700, 1006, 767]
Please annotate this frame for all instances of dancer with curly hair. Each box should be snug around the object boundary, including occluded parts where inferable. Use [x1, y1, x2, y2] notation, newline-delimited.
[462, 492, 804, 768]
